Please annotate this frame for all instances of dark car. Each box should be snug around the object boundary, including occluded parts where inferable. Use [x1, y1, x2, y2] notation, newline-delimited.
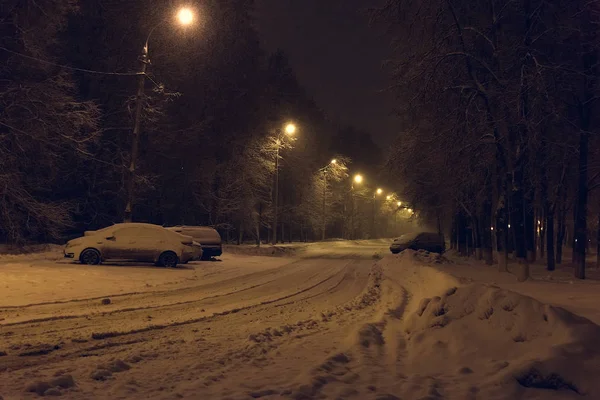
[390, 232, 445, 254]
[166, 226, 223, 260]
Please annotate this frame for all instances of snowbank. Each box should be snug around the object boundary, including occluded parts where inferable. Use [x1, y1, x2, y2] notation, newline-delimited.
[223, 244, 301, 257]
[289, 249, 600, 399]
[0, 244, 64, 262]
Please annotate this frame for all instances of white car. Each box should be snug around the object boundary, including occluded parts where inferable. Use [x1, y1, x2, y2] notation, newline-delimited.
[64, 223, 202, 267]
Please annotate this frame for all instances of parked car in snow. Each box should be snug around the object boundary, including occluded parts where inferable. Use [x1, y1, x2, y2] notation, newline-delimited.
[390, 232, 445, 254]
[166, 226, 222, 260]
[64, 223, 202, 267]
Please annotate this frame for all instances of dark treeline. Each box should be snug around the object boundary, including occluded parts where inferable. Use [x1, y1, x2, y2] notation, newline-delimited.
[376, 0, 600, 279]
[0, 0, 390, 245]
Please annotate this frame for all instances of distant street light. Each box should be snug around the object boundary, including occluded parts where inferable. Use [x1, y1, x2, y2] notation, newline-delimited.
[331, 159, 337, 164]
[272, 122, 298, 245]
[386, 195, 392, 201]
[397, 201, 402, 207]
[124, 7, 196, 222]
[348, 174, 364, 240]
[285, 123, 296, 135]
[372, 188, 384, 238]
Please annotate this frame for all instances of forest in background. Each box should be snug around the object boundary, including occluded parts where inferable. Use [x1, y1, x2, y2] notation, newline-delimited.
[376, 0, 600, 279]
[0, 0, 386, 246]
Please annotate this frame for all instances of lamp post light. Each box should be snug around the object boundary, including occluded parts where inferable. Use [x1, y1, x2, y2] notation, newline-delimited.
[124, 7, 195, 222]
[320, 159, 337, 241]
[272, 123, 297, 245]
[372, 188, 383, 238]
[348, 174, 363, 239]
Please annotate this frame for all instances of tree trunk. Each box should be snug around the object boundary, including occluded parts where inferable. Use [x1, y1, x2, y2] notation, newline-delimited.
[237, 222, 243, 245]
[512, 162, 529, 281]
[256, 205, 262, 247]
[574, 132, 589, 279]
[255, 223, 261, 248]
[597, 213, 600, 269]
[546, 208, 555, 271]
[280, 221, 285, 244]
[457, 211, 467, 256]
[481, 196, 494, 265]
[496, 191, 509, 272]
[450, 213, 457, 249]
[525, 202, 535, 263]
[473, 214, 482, 260]
[557, 206, 566, 264]
[540, 213, 546, 259]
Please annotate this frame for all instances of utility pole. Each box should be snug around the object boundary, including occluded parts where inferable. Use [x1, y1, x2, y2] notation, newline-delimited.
[124, 45, 148, 223]
[372, 193, 376, 238]
[322, 171, 327, 241]
[272, 137, 280, 245]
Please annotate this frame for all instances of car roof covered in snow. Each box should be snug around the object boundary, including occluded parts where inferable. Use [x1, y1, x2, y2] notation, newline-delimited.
[166, 226, 221, 244]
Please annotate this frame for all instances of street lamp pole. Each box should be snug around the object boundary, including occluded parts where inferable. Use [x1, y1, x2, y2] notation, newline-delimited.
[272, 123, 296, 245]
[322, 169, 327, 241]
[123, 8, 194, 223]
[124, 45, 149, 223]
[320, 159, 336, 241]
[372, 188, 382, 238]
[349, 174, 363, 240]
[272, 137, 280, 245]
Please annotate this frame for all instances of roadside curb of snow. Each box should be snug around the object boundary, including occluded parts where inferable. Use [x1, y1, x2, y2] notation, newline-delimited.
[0, 244, 64, 262]
[376, 250, 600, 396]
[286, 250, 600, 399]
[223, 244, 304, 257]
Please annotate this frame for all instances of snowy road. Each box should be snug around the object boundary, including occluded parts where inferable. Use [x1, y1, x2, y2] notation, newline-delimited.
[2, 242, 600, 399]
[0, 242, 389, 399]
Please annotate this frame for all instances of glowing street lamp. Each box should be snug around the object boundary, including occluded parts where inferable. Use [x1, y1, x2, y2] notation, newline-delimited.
[176, 8, 194, 25]
[273, 122, 299, 244]
[376, 188, 383, 195]
[386, 195, 392, 201]
[397, 201, 402, 207]
[354, 174, 363, 184]
[320, 157, 340, 241]
[407, 208, 413, 214]
[124, 6, 197, 222]
[285, 123, 296, 135]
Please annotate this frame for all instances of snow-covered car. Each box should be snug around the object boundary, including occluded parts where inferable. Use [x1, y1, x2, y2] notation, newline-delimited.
[390, 232, 445, 254]
[64, 223, 202, 267]
[166, 226, 222, 260]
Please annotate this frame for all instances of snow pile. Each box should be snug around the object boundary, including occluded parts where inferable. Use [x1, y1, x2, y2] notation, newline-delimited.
[403, 283, 600, 397]
[286, 253, 600, 399]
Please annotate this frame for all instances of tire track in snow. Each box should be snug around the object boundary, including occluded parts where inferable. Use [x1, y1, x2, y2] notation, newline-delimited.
[0, 259, 313, 325]
[0, 259, 355, 372]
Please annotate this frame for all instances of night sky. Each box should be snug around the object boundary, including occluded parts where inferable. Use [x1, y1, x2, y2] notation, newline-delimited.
[254, 0, 397, 148]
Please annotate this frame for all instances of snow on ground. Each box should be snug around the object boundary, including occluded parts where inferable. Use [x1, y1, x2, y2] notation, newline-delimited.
[441, 251, 600, 325]
[1, 242, 600, 399]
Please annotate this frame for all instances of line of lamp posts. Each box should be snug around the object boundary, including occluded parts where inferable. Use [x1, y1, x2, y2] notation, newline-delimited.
[120, 6, 416, 240]
[271, 126, 416, 243]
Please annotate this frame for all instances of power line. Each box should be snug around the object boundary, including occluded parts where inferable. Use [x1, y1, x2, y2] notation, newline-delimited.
[0, 47, 141, 76]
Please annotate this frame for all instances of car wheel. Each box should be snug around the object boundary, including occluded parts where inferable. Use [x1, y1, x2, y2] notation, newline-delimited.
[158, 251, 179, 268]
[80, 248, 101, 265]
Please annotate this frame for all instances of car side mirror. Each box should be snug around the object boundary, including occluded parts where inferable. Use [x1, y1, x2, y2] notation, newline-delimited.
[106, 236, 116, 241]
